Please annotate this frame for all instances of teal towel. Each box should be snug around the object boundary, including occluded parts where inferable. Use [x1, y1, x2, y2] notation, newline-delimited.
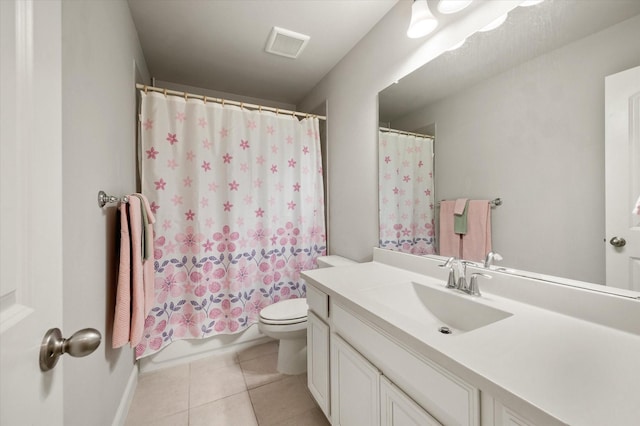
[131, 194, 150, 260]
[454, 200, 469, 235]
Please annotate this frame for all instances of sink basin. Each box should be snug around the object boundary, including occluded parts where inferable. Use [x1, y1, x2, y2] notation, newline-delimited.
[363, 281, 512, 334]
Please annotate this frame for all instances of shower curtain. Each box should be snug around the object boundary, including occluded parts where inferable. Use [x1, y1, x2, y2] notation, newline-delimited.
[378, 130, 436, 255]
[136, 91, 326, 358]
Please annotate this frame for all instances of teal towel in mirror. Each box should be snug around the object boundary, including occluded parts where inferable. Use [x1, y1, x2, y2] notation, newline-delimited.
[454, 199, 469, 235]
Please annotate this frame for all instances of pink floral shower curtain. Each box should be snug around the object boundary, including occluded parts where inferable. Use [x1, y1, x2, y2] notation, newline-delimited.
[136, 91, 326, 358]
[378, 130, 436, 255]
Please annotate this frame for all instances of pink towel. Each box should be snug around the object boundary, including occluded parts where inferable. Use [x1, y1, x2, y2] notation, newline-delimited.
[112, 203, 131, 349]
[128, 196, 145, 347]
[461, 200, 492, 262]
[439, 201, 461, 258]
[454, 198, 468, 215]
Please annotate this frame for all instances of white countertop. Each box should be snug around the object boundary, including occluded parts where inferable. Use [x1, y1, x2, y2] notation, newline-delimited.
[302, 259, 640, 426]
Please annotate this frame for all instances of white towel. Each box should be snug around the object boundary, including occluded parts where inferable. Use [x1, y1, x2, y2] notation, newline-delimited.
[633, 195, 640, 215]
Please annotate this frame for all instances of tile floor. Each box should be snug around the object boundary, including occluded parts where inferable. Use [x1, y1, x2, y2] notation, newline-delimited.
[125, 341, 330, 426]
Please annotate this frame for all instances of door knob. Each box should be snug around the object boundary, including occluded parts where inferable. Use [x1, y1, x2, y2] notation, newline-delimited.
[609, 237, 627, 247]
[39, 327, 101, 371]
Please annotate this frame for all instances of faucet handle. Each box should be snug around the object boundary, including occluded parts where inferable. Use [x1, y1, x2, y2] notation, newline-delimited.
[468, 273, 491, 297]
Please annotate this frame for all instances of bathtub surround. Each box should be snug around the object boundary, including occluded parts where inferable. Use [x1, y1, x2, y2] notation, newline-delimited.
[138, 92, 327, 358]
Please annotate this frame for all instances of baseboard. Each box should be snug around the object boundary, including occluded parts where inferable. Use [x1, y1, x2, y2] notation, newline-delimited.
[111, 365, 138, 426]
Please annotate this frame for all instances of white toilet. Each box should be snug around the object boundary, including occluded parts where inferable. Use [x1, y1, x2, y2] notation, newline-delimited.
[258, 255, 355, 375]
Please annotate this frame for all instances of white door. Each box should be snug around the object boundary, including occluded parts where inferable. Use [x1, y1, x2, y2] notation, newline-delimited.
[605, 66, 640, 290]
[0, 1, 64, 424]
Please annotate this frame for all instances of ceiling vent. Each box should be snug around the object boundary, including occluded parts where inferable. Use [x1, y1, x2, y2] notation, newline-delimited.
[265, 26, 310, 59]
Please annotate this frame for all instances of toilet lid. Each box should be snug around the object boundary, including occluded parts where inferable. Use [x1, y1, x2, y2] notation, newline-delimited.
[259, 298, 308, 324]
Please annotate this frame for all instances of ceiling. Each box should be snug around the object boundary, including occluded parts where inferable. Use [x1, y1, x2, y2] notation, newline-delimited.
[127, 0, 398, 105]
[379, 0, 640, 123]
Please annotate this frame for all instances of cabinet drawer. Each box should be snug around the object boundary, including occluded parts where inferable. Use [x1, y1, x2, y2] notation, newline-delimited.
[307, 285, 329, 320]
[332, 302, 479, 426]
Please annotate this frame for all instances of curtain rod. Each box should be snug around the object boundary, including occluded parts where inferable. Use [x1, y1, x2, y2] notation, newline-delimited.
[135, 84, 326, 121]
[379, 127, 434, 139]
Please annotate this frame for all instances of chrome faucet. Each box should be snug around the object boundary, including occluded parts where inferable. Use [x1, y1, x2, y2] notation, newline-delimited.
[483, 251, 503, 268]
[439, 258, 471, 293]
[440, 257, 490, 296]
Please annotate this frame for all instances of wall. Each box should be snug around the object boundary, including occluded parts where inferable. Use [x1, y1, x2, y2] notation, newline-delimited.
[155, 80, 296, 111]
[394, 15, 640, 283]
[298, 1, 520, 262]
[61, 1, 148, 425]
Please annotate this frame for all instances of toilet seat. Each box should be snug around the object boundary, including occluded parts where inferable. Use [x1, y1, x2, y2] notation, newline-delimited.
[259, 298, 308, 325]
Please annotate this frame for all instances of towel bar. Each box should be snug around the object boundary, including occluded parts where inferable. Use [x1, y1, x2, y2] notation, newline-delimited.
[98, 190, 129, 208]
[436, 198, 502, 208]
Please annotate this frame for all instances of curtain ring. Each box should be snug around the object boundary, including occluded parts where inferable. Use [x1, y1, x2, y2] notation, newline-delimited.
[306, 113, 309, 119]
[222, 99, 226, 107]
[163, 88, 167, 97]
[276, 108, 279, 116]
[203, 96, 207, 104]
[240, 102, 244, 110]
[143, 85, 148, 94]
[184, 93, 188, 101]
[259, 105, 262, 113]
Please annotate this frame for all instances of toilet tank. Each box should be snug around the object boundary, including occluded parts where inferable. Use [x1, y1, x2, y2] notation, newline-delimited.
[316, 255, 356, 268]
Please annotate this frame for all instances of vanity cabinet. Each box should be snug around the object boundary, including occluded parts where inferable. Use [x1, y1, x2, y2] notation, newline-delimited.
[306, 284, 477, 426]
[331, 333, 381, 426]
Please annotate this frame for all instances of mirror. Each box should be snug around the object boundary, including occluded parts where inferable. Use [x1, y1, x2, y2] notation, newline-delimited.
[378, 0, 640, 290]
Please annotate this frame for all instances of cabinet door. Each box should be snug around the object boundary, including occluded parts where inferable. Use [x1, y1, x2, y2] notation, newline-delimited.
[495, 405, 538, 426]
[380, 377, 442, 426]
[331, 333, 381, 426]
[307, 311, 331, 419]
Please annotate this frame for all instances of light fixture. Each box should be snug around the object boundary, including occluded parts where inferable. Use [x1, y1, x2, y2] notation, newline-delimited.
[437, 0, 473, 15]
[446, 38, 466, 51]
[407, 0, 438, 39]
[478, 13, 508, 32]
[520, 0, 544, 6]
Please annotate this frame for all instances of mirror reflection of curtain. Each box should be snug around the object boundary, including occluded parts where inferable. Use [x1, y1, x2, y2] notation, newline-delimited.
[378, 130, 436, 254]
